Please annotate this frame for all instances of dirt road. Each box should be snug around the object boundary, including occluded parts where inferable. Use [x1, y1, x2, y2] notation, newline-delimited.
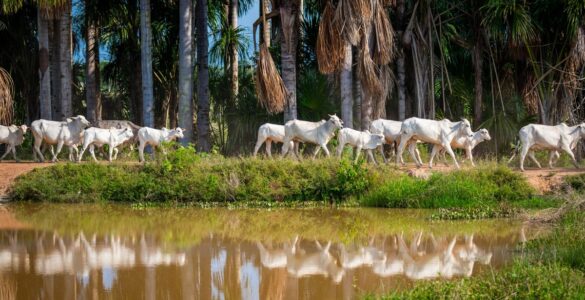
[0, 162, 583, 198]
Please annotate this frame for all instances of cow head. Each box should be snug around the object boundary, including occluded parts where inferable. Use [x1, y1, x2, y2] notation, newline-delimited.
[327, 114, 343, 129]
[19, 125, 28, 134]
[367, 133, 385, 149]
[173, 127, 185, 139]
[67, 115, 91, 128]
[119, 128, 134, 140]
[460, 118, 473, 136]
[578, 123, 585, 137]
[478, 128, 491, 141]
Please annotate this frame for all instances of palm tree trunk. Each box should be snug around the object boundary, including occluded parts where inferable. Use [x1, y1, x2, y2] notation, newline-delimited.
[280, 1, 298, 122]
[50, 18, 61, 120]
[230, 0, 238, 104]
[361, 91, 372, 130]
[396, 0, 406, 121]
[340, 42, 353, 128]
[178, 0, 194, 144]
[261, 0, 270, 47]
[140, 0, 154, 128]
[38, 8, 51, 120]
[85, 10, 100, 123]
[473, 37, 483, 128]
[196, 0, 211, 152]
[59, 1, 72, 120]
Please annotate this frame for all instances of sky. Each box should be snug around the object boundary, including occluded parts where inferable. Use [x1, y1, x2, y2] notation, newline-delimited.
[73, 1, 260, 64]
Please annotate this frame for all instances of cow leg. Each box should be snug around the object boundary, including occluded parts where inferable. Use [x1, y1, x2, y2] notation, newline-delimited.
[320, 144, 331, 157]
[354, 146, 362, 163]
[138, 141, 146, 163]
[367, 149, 377, 165]
[467, 147, 475, 167]
[336, 141, 345, 158]
[428, 145, 439, 169]
[396, 134, 413, 166]
[441, 141, 460, 169]
[548, 151, 560, 168]
[113, 147, 120, 160]
[33, 138, 45, 162]
[0, 145, 10, 161]
[281, 137, 292, 158]
[265, 140, 272, 158]
[561, 144, 579, 169]
[52, 141, 64, 163]
[408, 143, 421, 167]
[519, 145, 531, 172]
[527, 151, 542, 169]
[89, 145, 98, 162]
[253, 138, 264, 158]
[78, 144, 88, 162]
[378, 145, 387, 164]
[11, 145, 18, 162]
[109, 146, 115, 162]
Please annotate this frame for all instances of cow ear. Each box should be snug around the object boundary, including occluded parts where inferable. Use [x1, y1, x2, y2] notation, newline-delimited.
[66, 118, 73, 123]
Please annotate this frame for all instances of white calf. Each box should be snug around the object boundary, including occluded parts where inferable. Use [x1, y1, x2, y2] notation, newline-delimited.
[253, 123, 295, 158]
[78, 127, 135, 162]
[282, 115, 343, 158]
[431, 128, 491, 167]
[0, 125, 28, 162]
[336, 128, 385, 163]
[137, 127, 185, 162]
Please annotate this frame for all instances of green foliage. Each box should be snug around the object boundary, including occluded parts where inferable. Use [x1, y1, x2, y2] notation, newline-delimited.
[361, 165, 534, 208]
[430, 203, 521, 220]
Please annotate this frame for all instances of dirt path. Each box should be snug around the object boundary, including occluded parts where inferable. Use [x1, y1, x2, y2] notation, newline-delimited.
[0, 162, 52, 200]
[0, 162, 583, 198]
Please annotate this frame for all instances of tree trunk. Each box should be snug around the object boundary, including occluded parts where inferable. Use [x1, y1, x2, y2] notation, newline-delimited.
[59, 1, 73, 120]
[353, 60, 362, 127]
[473, 36, 483, 128]
[85, 10, 101, 123]
[361, 91, 372, 130]
[50, 18, 61, 120]
[178, 0, 194, 144]
[230, 0, 238, 104]
[38, 8, 52, 120]
[396, 0, 406, 121]
[340, 42, 353, 128]
[280, 1, 298, 122]
[261, 0, 270, 47]
[140, 0, 154, 128]
[196, 0, 211, 152]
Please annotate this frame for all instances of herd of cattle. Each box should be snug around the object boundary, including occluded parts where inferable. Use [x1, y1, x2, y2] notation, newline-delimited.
[0, 114, 584, 171]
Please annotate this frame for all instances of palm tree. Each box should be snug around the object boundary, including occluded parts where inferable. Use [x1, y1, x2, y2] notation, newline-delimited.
[279, 0, 300, 121]
[58, 0, 72, 120]
[340, 42, 353, 128]
[140, 0, 154, 128]
[38, 6, 52, 120]
[178, 0, 194, 144]
[196, 0, 211, 152]
[229, 0, 238, 104]
[85, 0, 101, 123]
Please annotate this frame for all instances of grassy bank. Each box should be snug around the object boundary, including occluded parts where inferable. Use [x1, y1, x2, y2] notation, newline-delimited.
[10, 150, 545, 208]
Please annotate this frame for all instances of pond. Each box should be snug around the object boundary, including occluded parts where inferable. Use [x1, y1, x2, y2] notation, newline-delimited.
[0, 204, 541, 299]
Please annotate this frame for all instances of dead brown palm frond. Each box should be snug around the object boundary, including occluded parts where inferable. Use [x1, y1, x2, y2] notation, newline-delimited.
[0, 68, 14, 126]
[371, 2, 395, 65]
[335, 0, 372, 46]
[522, 73, 539, 116]
[316, 2, 345, 74]
[358, 33, 382, 98]
[255, 44, 287, 114]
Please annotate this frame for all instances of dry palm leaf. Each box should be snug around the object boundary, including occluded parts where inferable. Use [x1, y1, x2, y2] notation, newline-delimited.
[358, 33, 382, 98]
[373, 64, 394, 119]
[255, 44, 287, 114]
[371, 2, 395, 65]
[0, 68, 14, 125]
[335, 0, 372, 46]
[317, 2, 345, 74]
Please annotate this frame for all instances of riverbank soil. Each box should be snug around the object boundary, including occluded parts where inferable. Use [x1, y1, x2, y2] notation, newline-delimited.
[0, 162, 52, 199]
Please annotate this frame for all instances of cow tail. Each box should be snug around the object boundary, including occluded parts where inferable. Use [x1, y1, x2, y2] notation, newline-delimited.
[508, 138, 520, 164]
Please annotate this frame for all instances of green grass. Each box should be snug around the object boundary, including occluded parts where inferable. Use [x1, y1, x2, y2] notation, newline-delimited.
[10, 149, 546, 210]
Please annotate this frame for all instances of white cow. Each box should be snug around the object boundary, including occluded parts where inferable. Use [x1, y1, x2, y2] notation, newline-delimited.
[282, 115, 343, 158]
[509, 123, 585, 171]
[336, 128, 385, 163]
[253, 123, 296, 158]
[31, 115, 91, 162]
[370, 119, 422, 164]
[431, 128, 491, 167]
[137, 127, 185, 162]
[396, 118, 473, 169]
[286, 239, 344, 283]
[0, 124, 28, 162]
[78, 127, 135, 162]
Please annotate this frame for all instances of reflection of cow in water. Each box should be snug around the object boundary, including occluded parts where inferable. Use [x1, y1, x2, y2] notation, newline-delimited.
[0, 231, 185, 276]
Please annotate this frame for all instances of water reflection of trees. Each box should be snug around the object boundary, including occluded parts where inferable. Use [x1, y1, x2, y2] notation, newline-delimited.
[0, 229, 529, 299]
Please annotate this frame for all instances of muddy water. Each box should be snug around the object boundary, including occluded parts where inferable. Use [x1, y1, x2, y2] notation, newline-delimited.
[0, 204, 539, 299]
